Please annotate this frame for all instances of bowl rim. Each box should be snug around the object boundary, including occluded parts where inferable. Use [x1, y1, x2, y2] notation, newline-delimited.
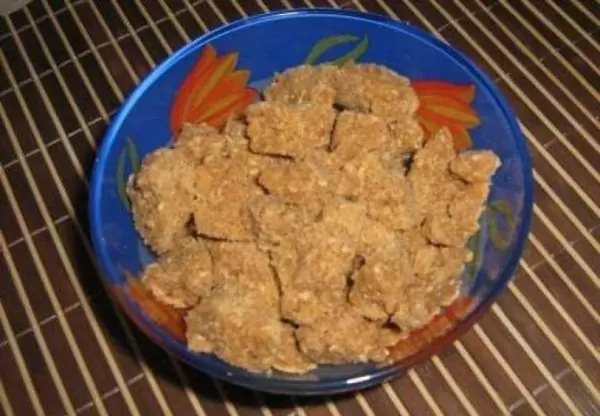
[89, 7, 534, 395]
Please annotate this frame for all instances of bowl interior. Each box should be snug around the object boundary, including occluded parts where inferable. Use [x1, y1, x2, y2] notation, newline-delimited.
[90, 9, 532, 394]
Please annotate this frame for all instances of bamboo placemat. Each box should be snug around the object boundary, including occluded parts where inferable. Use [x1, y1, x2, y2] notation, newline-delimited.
[1, 1, 598, 415]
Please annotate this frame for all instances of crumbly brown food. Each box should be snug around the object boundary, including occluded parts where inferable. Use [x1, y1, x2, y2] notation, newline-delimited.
[142, 239, 213, 309]
[349, 219, 411, 321]
[257, 154, 337, 209]
[335, 63, 423, 152]
[391, 246, 472, 330]
[337, 152, 415, 231]
[193, 161, 264, 241]
[187, 294, 315, 373]
[273, 199, 366, 325]
[296, 308, 390, 364]
[388, 117, 425, 153]
[206, 241, 277, 296]
[128, 148, 198, 254]
[407, 128, 466, 222]
[186, 242, 314, 373]
[450, 150, 501, 183]
[222, 118, 247, 140]
[334, 63, 414, 114]
[422, 182, 491, 247]
[330, 111, 390, 165]
[265, 64, 339, 106]
[248, 197, 303, 243]
[129, 63, 501, 373]
[127, 126, 231, 254]
[246, 101, 336, 159]
[176, 123, 220, 146]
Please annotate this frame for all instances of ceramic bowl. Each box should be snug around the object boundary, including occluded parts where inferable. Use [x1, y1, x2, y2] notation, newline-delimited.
[90, 9, 533, 395]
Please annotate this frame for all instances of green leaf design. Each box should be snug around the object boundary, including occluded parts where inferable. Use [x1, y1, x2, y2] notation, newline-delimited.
[330, 36, 369, 67]
[303, 35, 368, 65]
[116, 138, 140, 210]
[488, 216, 510, 251]
[465, 229, 481, 284]
[487, 199, 515, 251]
[488, 199, 515, 228]
[116, 147, 130, 210]
[126, 138, 140, 172]
[304, 35, 359, 65]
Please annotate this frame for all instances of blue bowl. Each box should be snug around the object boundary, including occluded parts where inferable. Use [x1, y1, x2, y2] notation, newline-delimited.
[90, 9, 533, 395]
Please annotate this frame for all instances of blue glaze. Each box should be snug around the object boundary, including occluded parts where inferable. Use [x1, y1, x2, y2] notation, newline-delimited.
[89, 9, 532, 395]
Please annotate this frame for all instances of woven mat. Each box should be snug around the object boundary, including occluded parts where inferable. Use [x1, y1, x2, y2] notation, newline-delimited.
[1, 0, 599, 415]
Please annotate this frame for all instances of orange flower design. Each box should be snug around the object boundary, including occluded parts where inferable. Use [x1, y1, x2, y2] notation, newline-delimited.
[412, 81, 480, 152]
[170, 44, 259, 136]
[387, 297, 475, 361]
[112, 275, 186, 342]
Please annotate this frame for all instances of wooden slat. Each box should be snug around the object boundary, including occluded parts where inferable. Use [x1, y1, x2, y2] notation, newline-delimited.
[1, 0, 598, 414]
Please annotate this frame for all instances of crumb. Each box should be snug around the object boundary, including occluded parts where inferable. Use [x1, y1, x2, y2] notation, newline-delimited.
[142, 239, 213, 309]
[330, 111, 389, 165]
[349, 251, 410, 321]
[207, 242, 277, 301]
[449, 182, 491, 234]
[410, 127, 456, 173]
[450, 150, 501, 183]
[391, 283, 442, 331]
[391, 246, 471, 330]
[388, 117, 424, 153]
[186, 241, 315, 373]
[338, 153, 415, 231]
[128, 148, 198, 254]
[257, 153, 338, 216]
[423, 182, 490, 246]
[295, 308, 390, 364]
[349, 219, 411, 321]
[358, 218, 401, 254]
[193, 162, 263, 241]
[334, 63, 421, 159]
[176, 122, 220, 145]
[265, 64, 338, 106]
[408, 128, 465, 221]
[247, 196, 313, 246]
[186, 283, 314, 373]
[335, 63, 416, 116]
[246, 102, 336, 159]
[411, 245, 440, 276]
[273, 200, 366, 325]
[222, 118, 247, 139]
[398, 226, 439, 276]
[175, 124, 227, 161]
[280, 288, 347, 327]
[438, 246, 473, 279]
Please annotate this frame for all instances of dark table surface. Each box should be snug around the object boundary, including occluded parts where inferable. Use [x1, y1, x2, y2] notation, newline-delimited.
[1, 1, 599, 415]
